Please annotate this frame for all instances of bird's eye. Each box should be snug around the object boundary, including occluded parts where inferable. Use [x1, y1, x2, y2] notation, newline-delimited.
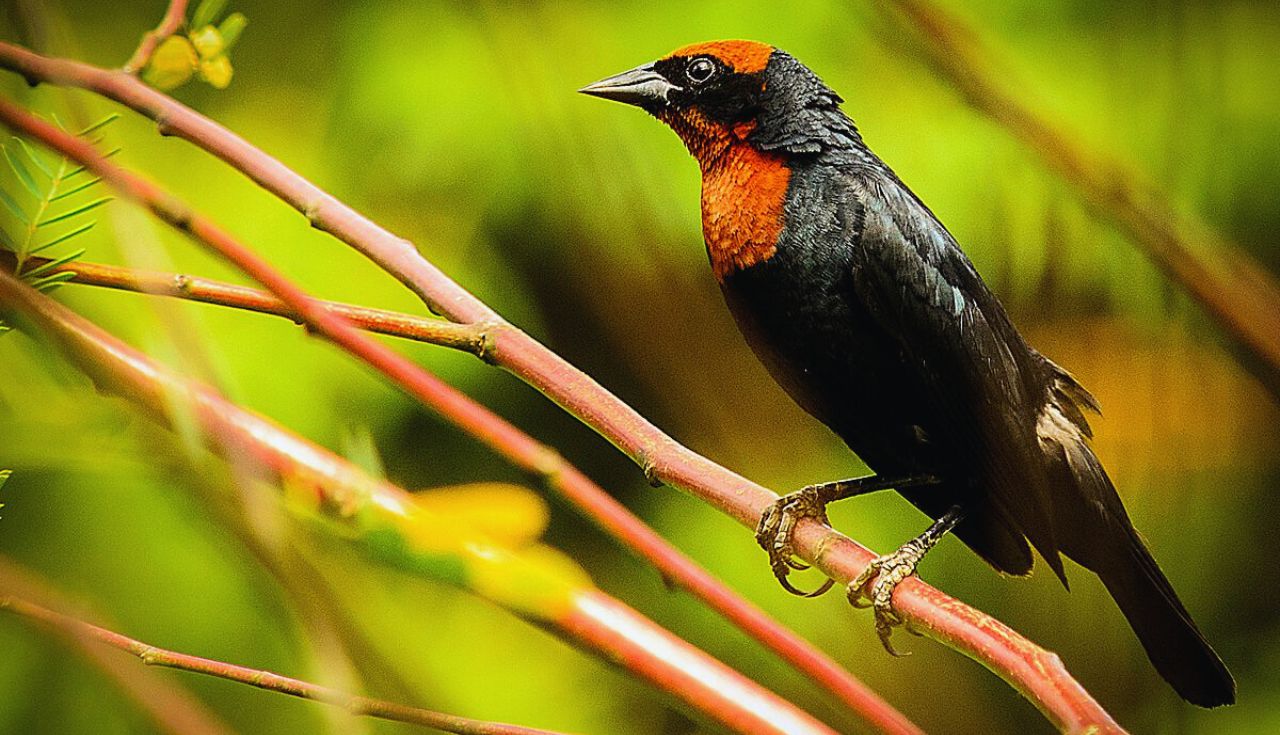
[686, 58, 716, 84]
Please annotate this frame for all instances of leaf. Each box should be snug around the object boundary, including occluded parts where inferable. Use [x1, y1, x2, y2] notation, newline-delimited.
[198, 55, 234, 89]
[413, 484, 551, 548]
[31, 270, 77, 292]
[0, 187, 28, 224]
[190, 25, 224, 59]
[38, 197, 111, 227]
[219, 13, 248, 50]
[142, 36, 198, 90]
[191, 0, 228, 30]
[14, 138, 52, 179]
[22, 248, 85, 279]
[4, 143, 42, 199]
[0, 469, 10, 515]
[52, 176, 102, 202]
[32, 222, 95, 254]
[77, 113, 120, 137]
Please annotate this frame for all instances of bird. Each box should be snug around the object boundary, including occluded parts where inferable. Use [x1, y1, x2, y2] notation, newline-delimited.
[580, 40, 1235, 707]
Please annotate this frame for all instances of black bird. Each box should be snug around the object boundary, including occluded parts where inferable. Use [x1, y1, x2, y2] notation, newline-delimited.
[581, 40, 1235, 707]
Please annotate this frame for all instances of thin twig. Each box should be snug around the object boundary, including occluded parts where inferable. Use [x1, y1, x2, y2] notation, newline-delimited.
[0, 251, 489, 354]
[122, 0, 189, 74]
[0, 558, 234, 735]
[0, 94, 918, 735]
[0, 42, 1129, 733]
[0, 595, 568, 735]
[0, 267, 840, 735]
[878, 0, 1280, 397]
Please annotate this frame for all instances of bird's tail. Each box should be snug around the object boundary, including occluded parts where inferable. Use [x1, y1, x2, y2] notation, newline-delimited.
[1036, 363, 1235, 707]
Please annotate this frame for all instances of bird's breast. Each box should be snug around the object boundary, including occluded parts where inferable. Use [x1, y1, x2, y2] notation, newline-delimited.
[700, 142, 791, 281]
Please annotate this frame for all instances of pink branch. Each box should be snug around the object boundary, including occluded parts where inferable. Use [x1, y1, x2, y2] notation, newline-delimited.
[0, 267, 841, 735]
[0, 93, 918, 733]
[0, 43, 1129, 732]
[122, 0, 190, 74]
[1, 591, 556, 734]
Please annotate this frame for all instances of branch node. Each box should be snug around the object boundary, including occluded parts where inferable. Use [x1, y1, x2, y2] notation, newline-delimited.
[138, 645, 161, 665]
[475, 322, 501, 364]
[172, 273, 193, 294]
[639, 454, 663, 488]
[155, 113, 175, 137]
[302, 201, 328, 232]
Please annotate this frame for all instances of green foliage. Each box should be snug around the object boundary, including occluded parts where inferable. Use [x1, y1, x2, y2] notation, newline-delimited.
[141, 1, 248, 91]
[0, 115, 118, 335]
[0, 469, 9, 517]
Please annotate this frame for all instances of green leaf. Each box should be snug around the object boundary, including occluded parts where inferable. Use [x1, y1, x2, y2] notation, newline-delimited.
[199, 55, 234, 89]
[191, 26, 225, 60]
[52, 176, 102, 202]
[0, 469, 10, 514]
[32, 222, 95, 254]
[77, 113, 120, 137]
[142, 36, 198, 90]
[4, 143, 42, 199]
[219, 12, 248, 50]
[22, 248, 85, 279]
[192, 0, 228, 29]
[66, 148, 120, 180]
[14, 138, 52, 179]
[0, 223, 15, 251]
[0, 187, 28, 224]
[38, 197, 111, 227]
[31, 270, 77, 292]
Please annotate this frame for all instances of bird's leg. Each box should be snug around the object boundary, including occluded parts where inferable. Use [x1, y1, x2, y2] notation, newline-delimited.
[756, 473, 940, 597]
[846, 505, 966, 655]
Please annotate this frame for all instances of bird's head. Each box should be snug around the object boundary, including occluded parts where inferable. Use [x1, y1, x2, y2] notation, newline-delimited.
[580, 40, 861, 169]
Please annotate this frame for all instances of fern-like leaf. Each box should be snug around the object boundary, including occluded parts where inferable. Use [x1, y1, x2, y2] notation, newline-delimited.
[1, 113, 120, 335]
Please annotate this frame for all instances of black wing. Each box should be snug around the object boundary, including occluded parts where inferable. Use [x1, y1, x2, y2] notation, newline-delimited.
[846, 166, 1064, 580]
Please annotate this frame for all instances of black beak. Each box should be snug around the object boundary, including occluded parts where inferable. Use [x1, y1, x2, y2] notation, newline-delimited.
[578, 62, 681, 109]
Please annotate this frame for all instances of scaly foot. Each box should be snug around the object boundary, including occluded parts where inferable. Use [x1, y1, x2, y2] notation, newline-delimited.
[755, 485, 835, 597]
[846, 505, 965, 655]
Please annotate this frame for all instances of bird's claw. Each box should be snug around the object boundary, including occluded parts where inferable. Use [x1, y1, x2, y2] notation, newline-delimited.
[846, 540, 929, 656]
[756, 486, 835, 597]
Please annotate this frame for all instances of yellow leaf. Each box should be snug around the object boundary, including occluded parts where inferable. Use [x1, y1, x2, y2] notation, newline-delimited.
[190, 25, 226, 59]
[412, 483, 549, 548]
[142, 36, 197, 90]
[468, 543, 593, 619]
[198, 55, 234, 90]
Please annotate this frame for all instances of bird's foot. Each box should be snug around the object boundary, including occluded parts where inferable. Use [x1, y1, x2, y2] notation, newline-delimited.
[755, 485, 836, 598]
[846, 505, 965, 656]
[845, 541, 929, 656]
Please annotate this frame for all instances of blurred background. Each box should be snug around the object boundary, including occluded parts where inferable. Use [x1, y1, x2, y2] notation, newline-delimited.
[1, 0, 1277, 733]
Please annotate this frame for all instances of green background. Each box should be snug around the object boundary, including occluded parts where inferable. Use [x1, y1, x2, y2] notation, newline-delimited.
[1, 1, 1278, 733]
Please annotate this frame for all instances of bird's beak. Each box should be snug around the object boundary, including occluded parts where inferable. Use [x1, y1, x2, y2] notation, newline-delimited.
[578, 62, 681, 108]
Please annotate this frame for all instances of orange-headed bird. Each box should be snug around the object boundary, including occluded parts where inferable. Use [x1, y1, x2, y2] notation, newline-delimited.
[581, 40, 1233, 707]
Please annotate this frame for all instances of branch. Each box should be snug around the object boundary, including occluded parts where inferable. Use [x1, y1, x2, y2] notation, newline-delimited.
[0, 267, 840, 735]
[122, 0, 189, 74]
[0, 42, 1128, 733]
[0, 95, 916, 734]
[0, 558, 234, 735]
[877, 0, 1280, 398]
[0, 251, 489, 355]
[0, 594, 564, 735]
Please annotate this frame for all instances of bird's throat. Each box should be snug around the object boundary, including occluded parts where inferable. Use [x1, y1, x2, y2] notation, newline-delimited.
[659, 109, 791, 280]
[691, 125, 791, 281]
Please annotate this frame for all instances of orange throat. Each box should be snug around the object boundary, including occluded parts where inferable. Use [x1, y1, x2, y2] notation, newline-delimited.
[665, 113, 791, 282]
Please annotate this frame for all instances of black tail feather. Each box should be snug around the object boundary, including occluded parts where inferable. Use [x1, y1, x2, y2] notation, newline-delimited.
[1044, 401, 1235, 707]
